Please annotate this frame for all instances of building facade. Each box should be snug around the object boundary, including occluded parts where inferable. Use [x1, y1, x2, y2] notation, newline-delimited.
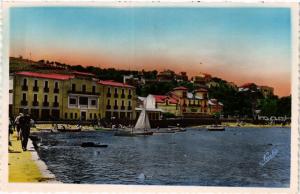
[144, 86, 223, 118]
[12, 71, 136, 121]
[99, 80, 136, 120]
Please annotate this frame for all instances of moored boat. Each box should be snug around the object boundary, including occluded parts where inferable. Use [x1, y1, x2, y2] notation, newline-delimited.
[53, 124, 82, 132]
[57, 128, 82, 132]
[206, 125, 225, 131]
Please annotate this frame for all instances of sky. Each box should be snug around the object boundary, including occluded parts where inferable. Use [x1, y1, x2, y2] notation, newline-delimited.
[10, 7, 292, 96]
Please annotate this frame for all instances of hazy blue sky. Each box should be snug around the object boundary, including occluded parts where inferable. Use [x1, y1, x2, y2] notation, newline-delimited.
[10, 7, 291, 96]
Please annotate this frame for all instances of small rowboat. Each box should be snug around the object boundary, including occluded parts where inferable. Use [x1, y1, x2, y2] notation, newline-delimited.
[81, 142, 108, 148]
[206, 125, 225, 131]
[53, 124, 82, 132]
[57, 128, 81, 132]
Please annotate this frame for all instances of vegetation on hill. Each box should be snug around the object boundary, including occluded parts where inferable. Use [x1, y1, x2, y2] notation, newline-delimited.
[208, 79, 291, 118]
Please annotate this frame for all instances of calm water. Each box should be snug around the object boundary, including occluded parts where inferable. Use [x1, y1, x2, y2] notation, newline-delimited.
[34, 127, 290, 187]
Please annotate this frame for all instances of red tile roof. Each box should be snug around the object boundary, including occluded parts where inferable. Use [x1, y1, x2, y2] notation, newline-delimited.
[153, 95, 178, 104]
[16, 71, 74, 80]
[194, 88, 208, 92]
[202, 73, 211, 77]
[173, 86, 188, 90]
[240, 83, 256, 88]
[98, 80, 135, 88]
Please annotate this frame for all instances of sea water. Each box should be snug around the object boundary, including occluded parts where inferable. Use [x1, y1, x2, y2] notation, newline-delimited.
[35, 127, 290, 187]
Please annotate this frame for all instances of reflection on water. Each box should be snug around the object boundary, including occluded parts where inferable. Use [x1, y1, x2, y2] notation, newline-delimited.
[35, 127, 290, 187]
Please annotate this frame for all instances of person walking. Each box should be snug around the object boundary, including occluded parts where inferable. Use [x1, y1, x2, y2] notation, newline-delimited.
[8, 117, 13, 146]
[14, 113, 23, 140]
[19, 112, 31, 151]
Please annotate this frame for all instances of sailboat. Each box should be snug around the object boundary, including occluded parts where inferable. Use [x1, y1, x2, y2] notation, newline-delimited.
[114, 98, 154, 136]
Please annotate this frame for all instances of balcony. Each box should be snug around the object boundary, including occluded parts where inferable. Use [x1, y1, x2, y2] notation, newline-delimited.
[44, 87, 49, 93]
[106, 105, 111, 110]
[54, 88, 59, 93]
[128, 95, 132, 99]
[106, 93, 111, 98]
[128, 106, 132, 110]
[32, 101, 39, 106]
[114, 93, 118, 98]
[121, 106, 125, 110]
[33, 86, 39, 92]
[43, 101, 49, 107]
[121, 94, 125, 98]
[22, 85, 28, 91]
[68, 90, 100, 95]
[53, 102, 59, 107]
[114, 105, 118, 110]
[21, 100, 28, 106]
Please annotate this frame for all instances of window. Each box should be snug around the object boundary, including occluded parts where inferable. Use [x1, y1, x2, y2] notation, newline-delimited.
[70, 113, 73, 119]
[22, 93, 26, 101]
[92, 86, 96, 93]
[23, 78, 27, 86]
[107, 99, 110, 105]
[72, 84, 76, 92]
[54, 96, 58, 103]
[91, 100, 96, 106]
[44, 95, 48, 102]
[128, 101, 131, 106]
[114, 88, 119, 98]
[90, 113, 92, 119]
[107, 87, 111, 93]
[114, 100, 118, 106]
[54, 82, 58, 89]
[75, 113, 78, 119]
[94, 113, 97, 119]
[44, 81, 49, 88]
[65, 113, 68, 119]
[122, 89, 125, 94]
[34, 80, 38, 87]
[34, 94, 38, 102]
[69, 98, 77, 105]
[82, 84, 86, 92]
[79, 97, 88, 105]
[122, 100, 124, 106]
[22, 79, 28, 91]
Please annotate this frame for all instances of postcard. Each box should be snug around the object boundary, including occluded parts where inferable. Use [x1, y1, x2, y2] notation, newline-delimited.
[0, 1, 299, 194]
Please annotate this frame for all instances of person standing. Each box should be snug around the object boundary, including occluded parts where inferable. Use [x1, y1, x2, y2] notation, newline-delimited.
[19, 112, 31, 151]
[14, 113, 23, 140]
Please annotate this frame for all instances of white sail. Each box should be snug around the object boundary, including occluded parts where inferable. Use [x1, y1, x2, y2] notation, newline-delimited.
[134, 108, 151, 129]
[144, 95, 156, 109]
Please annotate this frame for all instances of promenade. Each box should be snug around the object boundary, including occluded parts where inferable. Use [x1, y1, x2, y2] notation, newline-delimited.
[9, 132, 55, 182]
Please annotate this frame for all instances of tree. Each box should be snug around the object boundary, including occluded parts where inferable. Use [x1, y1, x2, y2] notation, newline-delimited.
[258, 98, 278, 117]
[277, 96, 291, 117]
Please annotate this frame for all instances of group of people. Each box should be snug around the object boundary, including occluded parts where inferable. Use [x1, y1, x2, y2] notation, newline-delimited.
[9, 111, 33, 151]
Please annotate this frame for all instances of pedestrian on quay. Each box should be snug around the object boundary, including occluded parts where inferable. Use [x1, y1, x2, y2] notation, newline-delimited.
[8, 117, 13, 147]
[14, 113, 23, 140]
[19, 111, 31, 151]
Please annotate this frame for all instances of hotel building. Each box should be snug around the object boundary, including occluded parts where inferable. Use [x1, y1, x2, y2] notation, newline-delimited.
[11, 71, 136, 121]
